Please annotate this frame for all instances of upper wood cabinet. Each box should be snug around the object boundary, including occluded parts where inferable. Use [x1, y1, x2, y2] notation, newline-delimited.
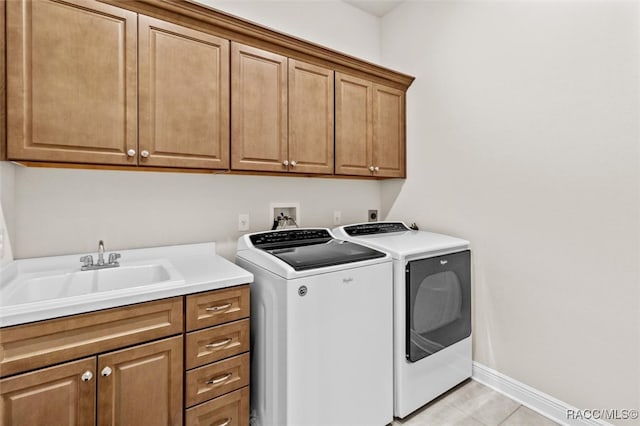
[372, 84, 406, 178]
[231, 43, 288, 172]
[231, 43, 334, 174]
[288, 59, 334, 174]
[138, 16, 230, 169]
[6, 0, 138, 165]
[335, 73, 406, 178]
[3, 0, 412, 178]
[335, 73, 373, 177]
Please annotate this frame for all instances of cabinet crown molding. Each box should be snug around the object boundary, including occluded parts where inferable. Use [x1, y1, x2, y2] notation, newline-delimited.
[101, 0, 415, 90]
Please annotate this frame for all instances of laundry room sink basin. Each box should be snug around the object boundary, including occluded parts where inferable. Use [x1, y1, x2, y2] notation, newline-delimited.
[2, 263, 177, 306]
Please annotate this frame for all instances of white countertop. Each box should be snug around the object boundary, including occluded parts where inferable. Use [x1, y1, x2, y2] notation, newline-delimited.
[0, 243, 253, 327]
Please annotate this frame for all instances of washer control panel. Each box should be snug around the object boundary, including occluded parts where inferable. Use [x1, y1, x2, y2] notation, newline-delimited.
[250, 229, 332, 248]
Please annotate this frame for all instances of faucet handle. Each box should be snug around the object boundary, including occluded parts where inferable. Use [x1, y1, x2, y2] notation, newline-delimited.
[80, 255, 94, 267]
[108, 253, 121, 265]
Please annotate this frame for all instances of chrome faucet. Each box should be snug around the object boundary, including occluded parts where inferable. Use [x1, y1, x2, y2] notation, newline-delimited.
[80, 240, 121, 271]
[97, 240, 105, 266]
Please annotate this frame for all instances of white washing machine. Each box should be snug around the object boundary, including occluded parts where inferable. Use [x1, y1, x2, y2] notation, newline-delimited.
[333, 222, 471, 419]
[236, 228, 394, 426]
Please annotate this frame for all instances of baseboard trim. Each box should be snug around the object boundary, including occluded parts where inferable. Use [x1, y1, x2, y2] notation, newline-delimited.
[472, 362, 610, 426]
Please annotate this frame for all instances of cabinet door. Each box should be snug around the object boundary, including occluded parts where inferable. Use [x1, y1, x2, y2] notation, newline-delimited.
[97, 336, 183, 426]
[335, 72, 373, 176]
[6, 0, 137, 165]
[288, 60, 334, 174]
[139, 16, 230, 169]
[231, 43, 288, 172]
[373, 84, 405, 178]
[0, 357, 96, 426]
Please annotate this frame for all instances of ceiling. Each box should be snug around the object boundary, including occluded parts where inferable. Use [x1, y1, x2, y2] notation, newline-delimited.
[343, 1, 404, 17]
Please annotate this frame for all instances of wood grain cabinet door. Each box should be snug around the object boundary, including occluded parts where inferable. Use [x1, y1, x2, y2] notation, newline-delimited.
[231, 43, 288, 172]
[139, 16, 230, 169]
[0, 357, 96, 426]
[335, 72, 373, 176]
[288, 60, 334, 174]
[97, 336, 183, 426]
[373, 84, 406, 178]
[6, 0, 137, 165]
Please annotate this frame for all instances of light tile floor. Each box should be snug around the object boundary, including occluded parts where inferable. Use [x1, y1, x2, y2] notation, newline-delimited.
[391, 380, 559, 426]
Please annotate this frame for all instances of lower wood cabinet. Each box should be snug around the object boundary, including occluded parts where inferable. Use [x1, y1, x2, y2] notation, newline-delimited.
[97, 336, 183, 426]
[0, 357, 96, 426]
[184, 289, 251, 426]
[185, 387, 249, 426]
[0, 285, 251, 426]
[0, 336, 183, 426]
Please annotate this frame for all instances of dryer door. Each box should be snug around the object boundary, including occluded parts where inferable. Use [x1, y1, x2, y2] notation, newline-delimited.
[406, 250, 471, 362]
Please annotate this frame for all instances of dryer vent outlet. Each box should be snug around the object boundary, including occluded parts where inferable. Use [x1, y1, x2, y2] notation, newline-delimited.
[368, 210, 378, 222]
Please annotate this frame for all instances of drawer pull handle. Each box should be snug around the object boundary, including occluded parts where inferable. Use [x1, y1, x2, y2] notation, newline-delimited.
[205, 303, 232, 312]
[206, 372, 233, 385]
[206, 338, 232, 349]
[216, 418, 231, 426]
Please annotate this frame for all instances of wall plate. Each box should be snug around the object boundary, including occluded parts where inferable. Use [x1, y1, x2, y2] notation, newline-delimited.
[270, 202, 300, 229]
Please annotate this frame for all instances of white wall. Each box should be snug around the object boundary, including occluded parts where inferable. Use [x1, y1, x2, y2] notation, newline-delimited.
[381, 0, 640, 417]
[0, 162, 15, 265]
[0, 1, 382, 261]
[197, 0, 381, 64]
[11, 166, 380, 259]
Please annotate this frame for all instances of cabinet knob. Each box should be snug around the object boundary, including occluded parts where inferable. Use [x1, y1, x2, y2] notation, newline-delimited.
[282, 160, 289, 167]
[369, 166, 375, 172]
[140, 150, 150, 158]
[374, 166, 380, 172]
[127, 149, 136, 157]
[101, 366, 113, 377]
[81, 371, 93, 382]
[290, 161, 297, 167]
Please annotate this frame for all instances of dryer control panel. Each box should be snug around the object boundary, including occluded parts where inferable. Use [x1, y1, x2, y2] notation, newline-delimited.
[344, 222, 410, 236]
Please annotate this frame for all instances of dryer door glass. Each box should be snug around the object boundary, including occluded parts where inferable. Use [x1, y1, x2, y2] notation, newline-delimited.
[406, 250, 471, 362]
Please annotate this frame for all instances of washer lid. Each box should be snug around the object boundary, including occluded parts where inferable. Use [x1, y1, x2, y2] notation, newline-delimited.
[249, 229, 386, 271]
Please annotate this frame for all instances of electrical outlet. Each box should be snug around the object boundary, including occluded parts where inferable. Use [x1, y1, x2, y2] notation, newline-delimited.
[368, 210, 378, 222]
[333, 210, 342, 226]
[238, 214, 250, 231]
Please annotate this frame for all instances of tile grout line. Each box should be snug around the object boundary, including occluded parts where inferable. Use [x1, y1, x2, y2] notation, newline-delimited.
[497, 404, 523, 426]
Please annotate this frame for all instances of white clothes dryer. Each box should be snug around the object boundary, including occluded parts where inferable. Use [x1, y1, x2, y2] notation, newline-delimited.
[333, 222, 471, 418]
[236, 228, 394, 426]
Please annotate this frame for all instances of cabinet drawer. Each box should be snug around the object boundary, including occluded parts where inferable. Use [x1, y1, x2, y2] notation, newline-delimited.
[185, 387, 249, 426]
[0, 297, 183, 377]
[186, 286, 249, 331]
[185, 353, 249, 407]
[186, 319, 249, 369]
